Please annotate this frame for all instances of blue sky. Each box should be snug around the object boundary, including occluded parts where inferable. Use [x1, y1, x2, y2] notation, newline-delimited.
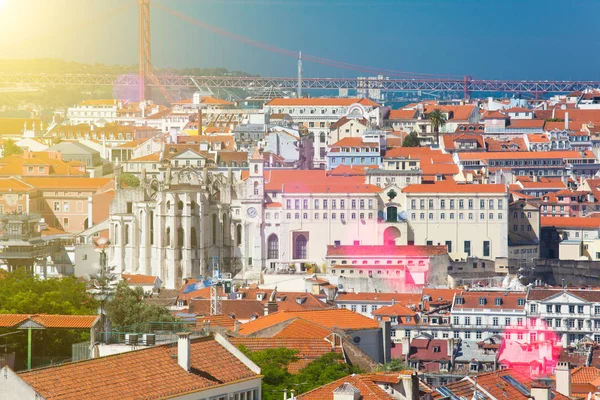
[2, 0, 600, 80]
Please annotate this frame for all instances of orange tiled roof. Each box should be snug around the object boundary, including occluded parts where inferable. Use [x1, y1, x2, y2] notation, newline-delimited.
[19, 335, 259, 400]
[298, 372, 414, 400]
[0, 177, 34, 192]
[541, 216, 600, 229]
[570, 366, 600, 384]
[388, 109, 419, 120]
[0, 153, 86, 177]
[273, 318, 334, 339]
[0, 314, 98, 329]
[197, 315, 236, 330]
[130, 153, 161, 162]
[122, 274, 157, 285]
[238, 309, 379, 335]
[79, 99, 119, 106]
[458, 150, 589, 160]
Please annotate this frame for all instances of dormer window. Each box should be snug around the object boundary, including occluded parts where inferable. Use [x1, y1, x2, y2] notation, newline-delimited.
[479, 298, 487, 305]
[518, 298, 525, 306]
[456, 297, 465, 305]
[256, 293, 265, 301]
[433, 346, 441, 353]
[494, 298, 502, 306]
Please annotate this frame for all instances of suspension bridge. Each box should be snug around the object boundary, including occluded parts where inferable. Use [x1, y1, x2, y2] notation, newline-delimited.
[2, 0, 599, 101]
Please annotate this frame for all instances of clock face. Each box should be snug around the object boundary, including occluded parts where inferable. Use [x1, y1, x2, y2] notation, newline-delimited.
[247, 207, 258, 218]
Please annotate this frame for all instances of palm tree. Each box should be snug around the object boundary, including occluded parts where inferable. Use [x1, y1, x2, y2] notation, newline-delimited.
[428, 108, 446, 146]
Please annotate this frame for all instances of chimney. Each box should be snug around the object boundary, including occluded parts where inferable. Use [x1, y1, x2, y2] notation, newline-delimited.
[555, 362, 571, 397]
[565, 112, 569, 130]
[234, 320, 241, 333]
[263, 301, 278, 316]
[401, 372, 420, 400]
[530, 384, 551, 400]
[176, 332, 192, 372]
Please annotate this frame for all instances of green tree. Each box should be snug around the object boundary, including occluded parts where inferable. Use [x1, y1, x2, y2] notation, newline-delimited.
[3, 139, 23, 157]
[402, 131, 420, 147]
[294, 352, 361, 393]
[375, 357, 408, 372]
[118, 173, 140, 188]
[0, 269, 98, 369]
[428, 108, 446, 146]
[239, 346, 361, 400]
[105, 281, 175, 331]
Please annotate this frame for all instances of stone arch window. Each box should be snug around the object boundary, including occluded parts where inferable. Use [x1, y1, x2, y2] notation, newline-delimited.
[165, 227, 171, 247]
[253, 181, 259, 195]
[294, 234, 307, 259]
[222, 213, 228, 245]
[124, 224, 130, 246]
[320, 132, 326, 143]
[177, 227, 184, 247]
[267, 234, 279, 259]
[191, 201, 197, 214]
[236, 224, 242, 246]
[191, 227, 197, 249]
[166, 200, 171, 212]
[212, 214, 217, 245]
[178, 201, 184, 212]
[254, 164, 259, 174]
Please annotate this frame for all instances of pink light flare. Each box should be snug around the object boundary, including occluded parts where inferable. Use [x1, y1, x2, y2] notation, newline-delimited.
[497, 318, 560, 378]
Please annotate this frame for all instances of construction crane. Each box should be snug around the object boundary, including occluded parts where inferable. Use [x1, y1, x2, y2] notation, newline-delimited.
[209, 257, 232, 316]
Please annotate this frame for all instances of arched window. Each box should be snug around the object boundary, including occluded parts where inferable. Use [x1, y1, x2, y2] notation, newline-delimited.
[268, 234, 279, 259]
[114, 224, 119, 244]
[254, 164, 259, 174]
[166, 201, 171, 212]
[191, 227, 197, 249]
[253, 181, 259, 195]
[177, 227, 184, 247]
[165, 227, 171, 247]
[222, 213, 228, 245]
[124, 224, 130, 246]
[320, 132, 326, 143]
[191, 201, 196, 214]
[178, 201, 184, 212]
[212, 214, 217, 245]
[149, 211, 154, 245]
[294, 234, 307, 259]
[236, 224, 242, 246]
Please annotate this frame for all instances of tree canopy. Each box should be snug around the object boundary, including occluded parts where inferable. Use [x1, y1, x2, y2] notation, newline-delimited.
[375, 357, 408, 372]
[0, 270, 98, 369]
[402, 131, 420, 147]
[428, 108, 447, 145]
[3, 139, 23, 157]
[239, 346, 361, 400]
[105, 281, 176, 331]
[118, 173, 140, 188]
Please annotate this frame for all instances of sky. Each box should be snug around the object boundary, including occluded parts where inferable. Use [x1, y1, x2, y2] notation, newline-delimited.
[1, 0, 600, 81]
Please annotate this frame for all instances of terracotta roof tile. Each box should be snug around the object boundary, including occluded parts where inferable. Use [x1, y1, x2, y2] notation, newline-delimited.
[297, 372, 414, 400]
[238, 309, 379, 335]
[403, 181, 506, 194]
[273, 319, 334, 339]
[541, 216, 600, 229]
[122, 274, 158, 285]
[19, 335, 259, 400]
[0, 314, 98, 329]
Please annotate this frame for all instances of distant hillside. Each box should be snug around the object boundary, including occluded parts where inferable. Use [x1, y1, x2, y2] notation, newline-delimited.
[0, 58, 254, 77]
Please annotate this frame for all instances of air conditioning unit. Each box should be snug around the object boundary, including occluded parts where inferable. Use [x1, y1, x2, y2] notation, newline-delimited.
[125, 334, 138, 345]
[143, 334, 156, 346]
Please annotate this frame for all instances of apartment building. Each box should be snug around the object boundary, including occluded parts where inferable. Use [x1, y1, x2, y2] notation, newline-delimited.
[402, 181, 509, 259]
[264, 98, 380, 168]
[326, 134, 384, 170]
[66, 99, 120, 124]
[526, 288, 600, 347]
[450, 291, 527, 341]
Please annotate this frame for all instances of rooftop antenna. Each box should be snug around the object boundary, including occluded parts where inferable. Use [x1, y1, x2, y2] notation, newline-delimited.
[297, 51, 303, 98]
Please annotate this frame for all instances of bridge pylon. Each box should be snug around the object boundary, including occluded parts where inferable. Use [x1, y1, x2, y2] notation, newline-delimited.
[139, 0, 152, 101]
